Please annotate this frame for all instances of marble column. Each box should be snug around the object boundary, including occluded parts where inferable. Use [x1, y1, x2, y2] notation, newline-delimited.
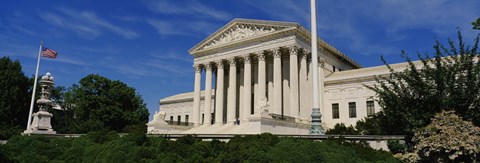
[273, 49, 282, 115]
[257, 52, 266, 102]
[318, 58, 325, 116]
[215, 61, 224, 124]
[289, 46, 299, 118]
[204, 63, 212, 125]
[227, 58, 237, 123]
[192, 64, 202, 126]
[299, 52, 308, 120]
[243, 55, 252, 121]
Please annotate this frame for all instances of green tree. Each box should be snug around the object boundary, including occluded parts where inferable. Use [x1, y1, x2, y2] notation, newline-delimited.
[0, 56, 31, 139]
[367, 32, 480, 141]
[473, 18, 480, 30]
[355, 115, 382, 135]
[325, 123, 359, 135]
[412, 110, 479, 162]
[63, 74, 149, 133]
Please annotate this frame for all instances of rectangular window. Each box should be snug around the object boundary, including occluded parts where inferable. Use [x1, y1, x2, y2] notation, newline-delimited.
[366, 101, 375, 116]
[202, 113, 204, 124]
[349, 102, 356, 118]
[332, 103, 339, 119]
[333, 66, 336, 72]
[177, 115, 181, 125]
[185, 115, 189, 125]
[170, 116, 173, 123]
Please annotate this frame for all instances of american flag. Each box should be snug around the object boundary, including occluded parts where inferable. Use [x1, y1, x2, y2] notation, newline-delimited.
[42, 47, 57, 58]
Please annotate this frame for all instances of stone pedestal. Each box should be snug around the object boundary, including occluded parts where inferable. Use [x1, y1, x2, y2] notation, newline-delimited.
[23, 72, 56, 135]
[24, 111, 56, 134]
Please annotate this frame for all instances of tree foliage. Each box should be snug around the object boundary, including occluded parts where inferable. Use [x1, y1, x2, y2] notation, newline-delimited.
[325, 123, 358, 135]
[355, 115, 383, 135]
[367, 32, 480, 140]
[0, 133, 400, 162]
[412, 110, 480, 162]
[0, 57, 31, 139]
[473, 17, 480, 30]
[61, 74, 149, 133]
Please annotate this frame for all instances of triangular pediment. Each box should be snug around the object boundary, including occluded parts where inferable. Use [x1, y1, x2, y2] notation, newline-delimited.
[189, 18, 299, 54]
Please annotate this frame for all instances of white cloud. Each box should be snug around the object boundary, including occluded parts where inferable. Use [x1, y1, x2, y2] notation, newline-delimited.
[79, 12, 139, 39]
[147, 18, 219, 36]
[39, 7, 139, 39]
[146, 0, 231, 21]
[146, 19, 186, 36]
[145, 59, 191, 76]
[40, 12, 100, 38]
[149, 51, 192, 63]
[49, 57, 89, 66]
[243, 0, 480, 57]
[362, 1, 479, 37]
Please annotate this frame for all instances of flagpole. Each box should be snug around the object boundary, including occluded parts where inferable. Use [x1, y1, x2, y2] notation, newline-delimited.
[26, 40, 43, 131]
[309, 0, 324, 135]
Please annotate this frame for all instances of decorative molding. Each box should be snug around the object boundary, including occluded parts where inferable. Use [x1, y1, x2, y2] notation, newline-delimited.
[243, 55, 251, 64]
[215, 60, 224, 69]
[259, 35, 295, 46]
[298, 48, 307, 60]
[193, 64, 202, 73]
[194, 35, 295, 63]
[273, 49, 281, 58]
[204, 63, 213, 71]
[289, 45, 298, 55]
[319, 58, 325, 68]
[203, 24, 283, 49]
[257, 52, 266, 61]
[306, 52, 312, 62]
[227, 57, 237, 66]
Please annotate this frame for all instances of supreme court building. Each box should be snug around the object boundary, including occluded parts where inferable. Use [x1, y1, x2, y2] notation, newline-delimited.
[148, 19, 411, 135]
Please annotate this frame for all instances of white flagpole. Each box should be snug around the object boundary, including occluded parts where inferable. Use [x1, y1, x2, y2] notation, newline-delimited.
[26, 40, 43, 130]
[309, 0, 324, 134]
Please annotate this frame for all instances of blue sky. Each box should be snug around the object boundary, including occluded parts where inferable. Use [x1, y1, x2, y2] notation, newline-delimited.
[1, 0, 479, 119]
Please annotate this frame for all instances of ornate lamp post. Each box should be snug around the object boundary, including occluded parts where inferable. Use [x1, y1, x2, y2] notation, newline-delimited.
[24, 72, 56, 134]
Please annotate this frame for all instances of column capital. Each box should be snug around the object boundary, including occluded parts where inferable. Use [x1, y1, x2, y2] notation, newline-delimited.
[273, 49, 281, 58]
[257, 52, 266, 61]
[243, 55, 251, 64]
[319, 58, 325, 68]
[227, 57, 236, 66]
[194, 64, 202, 73]
[215, 60, 224, 69]
[204, 63, 213, 71]
[305, 51, 312, 62]
[289, 46, 299, 55]
[300, 53, 308, 60]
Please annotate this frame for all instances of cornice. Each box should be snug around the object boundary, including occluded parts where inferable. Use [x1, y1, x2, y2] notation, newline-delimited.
[189, 18, 362, 69]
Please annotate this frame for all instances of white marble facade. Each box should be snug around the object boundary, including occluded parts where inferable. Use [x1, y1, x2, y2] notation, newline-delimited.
[149, 18, 408, 134]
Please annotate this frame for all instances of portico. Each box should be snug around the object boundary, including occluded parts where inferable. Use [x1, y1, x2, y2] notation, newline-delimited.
[148, 18, 363, 135]
[191, 46, 312, 126]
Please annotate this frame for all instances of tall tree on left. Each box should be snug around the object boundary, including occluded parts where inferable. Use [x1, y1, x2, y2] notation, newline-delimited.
[0, 57, 31, 139]
[63, 74, 149, 133]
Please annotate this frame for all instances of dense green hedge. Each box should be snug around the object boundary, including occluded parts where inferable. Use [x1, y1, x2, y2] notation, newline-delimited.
[0, 131, 399, 163]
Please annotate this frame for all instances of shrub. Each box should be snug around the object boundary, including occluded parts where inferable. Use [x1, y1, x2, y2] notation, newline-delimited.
[387, 140, 406, 154]
[412, 110, 480, 162]
[0, 133, 400, 162]
[325, 123, 359, 135]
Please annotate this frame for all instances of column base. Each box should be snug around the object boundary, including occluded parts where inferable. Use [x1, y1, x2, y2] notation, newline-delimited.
[23, 110, 56, 135]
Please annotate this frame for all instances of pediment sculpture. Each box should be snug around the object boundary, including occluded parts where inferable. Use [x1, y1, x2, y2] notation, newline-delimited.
[203, 24, 280, 49]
